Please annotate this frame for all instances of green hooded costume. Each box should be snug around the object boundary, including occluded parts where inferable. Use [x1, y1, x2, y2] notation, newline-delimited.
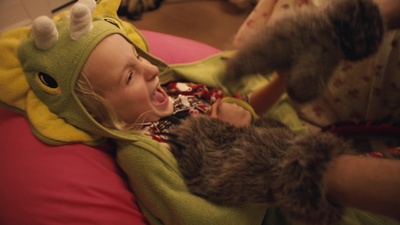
[0, 0, 398, 224]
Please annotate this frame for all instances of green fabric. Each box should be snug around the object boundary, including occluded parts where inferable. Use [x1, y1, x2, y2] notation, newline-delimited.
[340, 208, 399, 225]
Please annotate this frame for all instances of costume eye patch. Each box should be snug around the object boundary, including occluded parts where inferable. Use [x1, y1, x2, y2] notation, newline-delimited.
[36, 72, 61, 95]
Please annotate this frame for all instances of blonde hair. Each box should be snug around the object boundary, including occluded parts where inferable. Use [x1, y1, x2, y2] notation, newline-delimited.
[75, 73, 141, 132]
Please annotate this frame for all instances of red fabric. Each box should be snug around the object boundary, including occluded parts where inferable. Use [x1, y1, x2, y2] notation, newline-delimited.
[0, 30, 220, 225]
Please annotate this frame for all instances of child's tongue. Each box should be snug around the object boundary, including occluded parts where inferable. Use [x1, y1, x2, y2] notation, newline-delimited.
[152, 89, 167, 105]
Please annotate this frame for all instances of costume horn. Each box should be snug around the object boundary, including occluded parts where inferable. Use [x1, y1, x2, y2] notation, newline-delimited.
[32, 16, 59, 50]
[70, 1, 94, 40]
[79, 0, 96, 13]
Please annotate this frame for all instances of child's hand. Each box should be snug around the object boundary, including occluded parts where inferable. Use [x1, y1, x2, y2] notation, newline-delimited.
[210, 100, 252, 127]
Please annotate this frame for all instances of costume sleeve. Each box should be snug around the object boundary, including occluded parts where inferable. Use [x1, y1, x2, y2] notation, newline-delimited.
[115, 136, 268, 225]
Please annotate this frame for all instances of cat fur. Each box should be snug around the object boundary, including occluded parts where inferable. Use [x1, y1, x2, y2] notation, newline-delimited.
[168, 116, 355, 225]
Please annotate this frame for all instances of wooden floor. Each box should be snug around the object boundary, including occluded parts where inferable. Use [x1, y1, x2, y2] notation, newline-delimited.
[122, 0, 252, 50]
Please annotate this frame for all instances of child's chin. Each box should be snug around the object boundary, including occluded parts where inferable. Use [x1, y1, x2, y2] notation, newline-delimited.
[156, 100, 174, 117]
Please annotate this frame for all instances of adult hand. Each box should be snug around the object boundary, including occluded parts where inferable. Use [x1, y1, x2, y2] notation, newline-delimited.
[210, 100, 252, 127]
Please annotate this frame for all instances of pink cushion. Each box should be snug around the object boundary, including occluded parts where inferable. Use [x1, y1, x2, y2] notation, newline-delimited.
[141, 30, 221, 64]
[0, 31, 220, 225]
[0, 108, 147, 225]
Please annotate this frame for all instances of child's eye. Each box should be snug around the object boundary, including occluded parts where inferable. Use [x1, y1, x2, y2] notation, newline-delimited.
[126, 72, 133, 85]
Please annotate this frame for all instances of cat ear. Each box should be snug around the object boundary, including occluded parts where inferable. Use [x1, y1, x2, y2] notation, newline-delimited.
[32, 16, 59, 50]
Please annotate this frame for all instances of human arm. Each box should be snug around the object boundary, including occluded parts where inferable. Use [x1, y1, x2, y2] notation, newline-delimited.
[248, 71, 286, 116]
[324, 154, 400, 220]
[211, 71, 287, 126]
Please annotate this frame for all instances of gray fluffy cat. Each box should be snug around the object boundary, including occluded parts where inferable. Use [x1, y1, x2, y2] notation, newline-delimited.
[166, 0, 386, 224]
[168, 116, 354, 225]
[225, 0, 384, 103]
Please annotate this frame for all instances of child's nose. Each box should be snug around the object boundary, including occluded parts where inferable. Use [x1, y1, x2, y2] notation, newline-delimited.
[144, 64, 159, 81]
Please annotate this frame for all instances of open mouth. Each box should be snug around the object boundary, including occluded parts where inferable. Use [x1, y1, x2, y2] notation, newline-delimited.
[151, 86, 169, 106]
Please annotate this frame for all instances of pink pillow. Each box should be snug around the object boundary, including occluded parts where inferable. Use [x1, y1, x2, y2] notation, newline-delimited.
[0, 108, 148, 225]
[141, 30, 221, 64]
[0, 31, 220, 225]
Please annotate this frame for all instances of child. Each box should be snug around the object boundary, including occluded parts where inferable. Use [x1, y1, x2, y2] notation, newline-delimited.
[6, 0, 399, 224]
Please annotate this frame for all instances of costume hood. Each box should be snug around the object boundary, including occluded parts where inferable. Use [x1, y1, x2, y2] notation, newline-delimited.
[0, 0, 168, 145]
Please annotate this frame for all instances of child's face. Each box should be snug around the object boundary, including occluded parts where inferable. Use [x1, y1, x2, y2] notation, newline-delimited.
[82, 34, 174, 124]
